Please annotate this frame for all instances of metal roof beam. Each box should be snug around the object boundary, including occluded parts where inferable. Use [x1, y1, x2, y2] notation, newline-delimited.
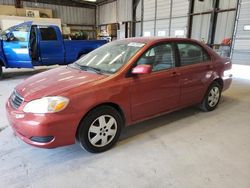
[22, 0, 96, 9]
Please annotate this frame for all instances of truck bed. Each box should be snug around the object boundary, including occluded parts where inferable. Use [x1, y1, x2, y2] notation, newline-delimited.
[63, 40, 107, 64]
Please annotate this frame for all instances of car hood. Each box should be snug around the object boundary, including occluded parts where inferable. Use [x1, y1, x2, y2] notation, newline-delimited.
[15, 66, 107, 101]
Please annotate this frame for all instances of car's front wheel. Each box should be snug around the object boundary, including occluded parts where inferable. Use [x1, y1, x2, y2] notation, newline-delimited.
[200, 81, 222, 111]
[77, 106, 123, 153]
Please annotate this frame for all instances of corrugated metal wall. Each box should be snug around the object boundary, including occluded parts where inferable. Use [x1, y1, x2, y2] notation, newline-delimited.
[214, 11, 236, 44]
[193, 0, 213, 13]
[98, 0, 133, 25]
[191, 0, 237, 44]
[191, 14, 211, 42]
[232, 0, 250, 65]
[191, 0, 213, 42]
[171, 0, 189, 37]
[22, 1, 95, 26]
[98, 1, 117, 25]
[142, 0, 189, 37]
[219, 0, 237, 9]
[143, 0, 156, 36]
[0, 0, 14, 5]
[117, 0, 132, 22]
[0, 0, 95, 26]
[136, 0, 141, 21]
[215, 0, 237, 44]
[135, 0, 142, 36]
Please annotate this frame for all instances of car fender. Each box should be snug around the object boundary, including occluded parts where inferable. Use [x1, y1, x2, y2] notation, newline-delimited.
[211, 70, 221, 83]
[203, 69, 220, 85]
[82, 100, 129, 125]
[199, 70, 221, 100]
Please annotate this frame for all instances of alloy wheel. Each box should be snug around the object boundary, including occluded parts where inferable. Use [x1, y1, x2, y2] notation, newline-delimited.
[208, 86, 220, 107]
[88, 115, 117, 147]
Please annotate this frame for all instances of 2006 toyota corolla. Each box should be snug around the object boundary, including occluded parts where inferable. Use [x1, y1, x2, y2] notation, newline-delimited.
[6, 37, 232, 153]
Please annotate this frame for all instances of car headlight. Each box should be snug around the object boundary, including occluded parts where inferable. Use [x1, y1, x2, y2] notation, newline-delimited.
[23, 96, 69, 113]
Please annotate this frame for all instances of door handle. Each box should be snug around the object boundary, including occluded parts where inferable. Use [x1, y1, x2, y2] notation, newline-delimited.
[170, 71, 181, 77]
[20, 46, 27, 49]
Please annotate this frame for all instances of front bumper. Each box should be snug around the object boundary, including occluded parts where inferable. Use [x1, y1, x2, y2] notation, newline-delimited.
[6, 99, 80, 148]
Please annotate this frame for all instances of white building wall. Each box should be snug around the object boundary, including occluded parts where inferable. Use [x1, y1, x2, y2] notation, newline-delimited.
[98, 0, 133, 25]
[142, 0, 189, 37]
[232, 0, 250, 65]
[98, 1, 117, 25]
[0, 0, 95, 26]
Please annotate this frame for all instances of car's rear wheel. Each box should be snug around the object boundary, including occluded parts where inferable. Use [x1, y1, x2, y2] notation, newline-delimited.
[200, 81, 222, 112]
[77, 106, 122, 153]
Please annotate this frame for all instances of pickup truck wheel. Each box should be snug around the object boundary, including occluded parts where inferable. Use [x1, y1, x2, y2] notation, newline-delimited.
[77, 106, 122, 153]
[0, 66, 3, 79]
[200, 82, 222, 112]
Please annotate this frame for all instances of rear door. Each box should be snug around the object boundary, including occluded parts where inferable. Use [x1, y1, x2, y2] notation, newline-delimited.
[2, 22, 32, 68]
[175, 42, 212, 106]
[37, 26, 65, 65]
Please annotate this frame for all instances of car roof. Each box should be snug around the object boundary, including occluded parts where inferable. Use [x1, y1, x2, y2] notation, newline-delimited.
[116, 37, 218, 59]
[118, 37, 201, 45]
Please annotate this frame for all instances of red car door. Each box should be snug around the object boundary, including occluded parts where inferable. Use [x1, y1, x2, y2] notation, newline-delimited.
[130, 43, 181, 121]
[175, 42, 212, 106]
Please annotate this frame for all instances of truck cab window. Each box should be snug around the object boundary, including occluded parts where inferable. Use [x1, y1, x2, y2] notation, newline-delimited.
[40, 28, 57, 41]
[10, 24, 30, 42]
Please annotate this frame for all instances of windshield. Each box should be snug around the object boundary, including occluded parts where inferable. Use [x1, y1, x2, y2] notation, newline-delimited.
[73, 41, 145, 74]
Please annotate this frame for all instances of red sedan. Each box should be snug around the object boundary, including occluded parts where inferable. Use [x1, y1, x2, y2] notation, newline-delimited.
[6, 37, 232, 153]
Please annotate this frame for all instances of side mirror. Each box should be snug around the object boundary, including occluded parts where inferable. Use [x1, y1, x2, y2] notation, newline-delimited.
[132, 64, 152, 75]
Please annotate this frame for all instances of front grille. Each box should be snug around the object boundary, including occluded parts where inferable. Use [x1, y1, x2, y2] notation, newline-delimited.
[10, 90, 24, 109]
[30, 136, 54, 143]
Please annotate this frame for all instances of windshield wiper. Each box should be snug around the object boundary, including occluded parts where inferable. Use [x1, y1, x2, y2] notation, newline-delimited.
[73, 63, 104, 74]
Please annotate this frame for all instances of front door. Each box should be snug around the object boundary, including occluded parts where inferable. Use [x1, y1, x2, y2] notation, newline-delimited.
[130, 43, 181, 121]
[2, 22, 32, 68]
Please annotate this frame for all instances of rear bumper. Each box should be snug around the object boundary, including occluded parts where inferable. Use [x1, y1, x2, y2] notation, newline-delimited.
[222, 75, 233, 91]
[6, 99, 80, 148]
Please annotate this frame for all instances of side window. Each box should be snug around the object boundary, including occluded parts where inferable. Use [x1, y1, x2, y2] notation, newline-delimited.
[137, 43, 175, 72]
[11, 24, 30, 42]
[40, 28, 57, 41]
[177, 43, 210, 66]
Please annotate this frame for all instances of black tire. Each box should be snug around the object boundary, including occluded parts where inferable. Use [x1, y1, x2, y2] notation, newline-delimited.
[77, 106, 123, 153]
[200, 81, 222, 112]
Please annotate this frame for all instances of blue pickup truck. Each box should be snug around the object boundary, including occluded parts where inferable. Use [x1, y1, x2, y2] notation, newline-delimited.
[0, 22, 107, 78]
